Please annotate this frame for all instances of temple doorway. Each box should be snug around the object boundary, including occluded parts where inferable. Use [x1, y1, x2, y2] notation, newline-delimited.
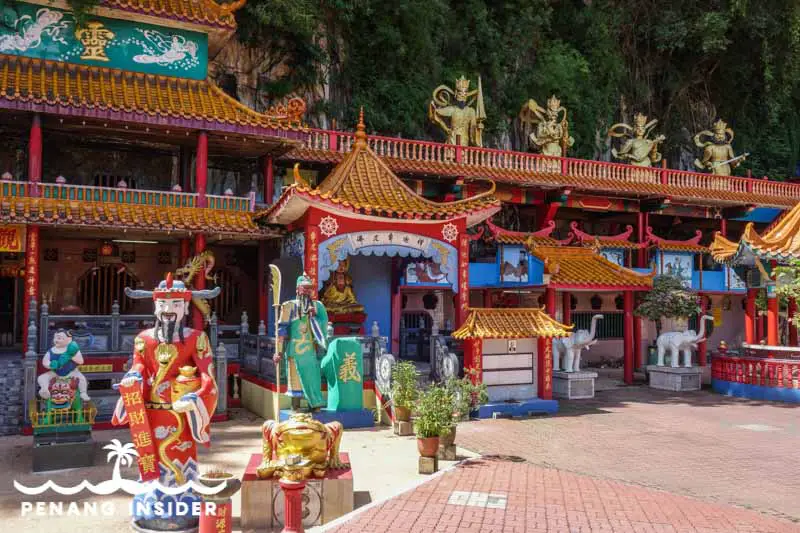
[399, 310, 432, 361]
[0, 276, 18, 348]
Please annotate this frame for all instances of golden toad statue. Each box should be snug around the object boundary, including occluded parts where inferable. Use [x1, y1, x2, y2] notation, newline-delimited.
[693, 119, 748, 176]
[519, 95, 574, 157]
[608, 113, 665, 167]
[321, 258, 364, 314]
[256, 412, 346, 481]
[429, 76, 486, 147]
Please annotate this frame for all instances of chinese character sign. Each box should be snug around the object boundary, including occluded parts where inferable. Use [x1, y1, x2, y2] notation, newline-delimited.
[0, 225, 25, 252]
[118, 382, 159, 482]
[321, 337, 364, 411]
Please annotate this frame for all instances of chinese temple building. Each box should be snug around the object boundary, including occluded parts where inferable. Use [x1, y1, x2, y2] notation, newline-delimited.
[1, 0, 799, 433]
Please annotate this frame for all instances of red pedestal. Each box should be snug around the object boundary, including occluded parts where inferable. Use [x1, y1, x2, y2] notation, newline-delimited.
[623, 291, 634, 384]
[279, 478, 308, 533]
[329, 312, 366, 335]
[745, 289, 757, 344]
[200, 501, 232, 533]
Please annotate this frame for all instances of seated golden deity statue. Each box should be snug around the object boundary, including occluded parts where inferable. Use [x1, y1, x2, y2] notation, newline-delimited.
[429, 76, 486, 147]
[693, 119, 748, 176]
[608, 113, 666, 167]
[519, 95, 574, 157]
[321, 258, 364, 315]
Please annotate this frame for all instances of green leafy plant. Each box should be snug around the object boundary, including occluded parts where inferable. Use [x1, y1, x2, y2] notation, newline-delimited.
[635, 274, 700, 336]
[445, 372, 488, 420]
[414, 384, 453, 438]
[389, 360, 418, 410]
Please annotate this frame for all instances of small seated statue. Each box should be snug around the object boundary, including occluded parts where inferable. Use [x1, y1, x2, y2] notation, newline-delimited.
[321, 258, 364, 315]
[37, 329, 90, 403]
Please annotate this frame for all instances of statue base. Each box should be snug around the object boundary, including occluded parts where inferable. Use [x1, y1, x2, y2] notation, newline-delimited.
[279, 408, 374, 429]
[131, 520, 198, 533]
[32, 430, 94, 472]
[328, 312, 366, 335]
[476, 398, 558, 419]
[552, 371, 598, 399]
[240, 453, 353, 531]
[647, 365, 702, 392]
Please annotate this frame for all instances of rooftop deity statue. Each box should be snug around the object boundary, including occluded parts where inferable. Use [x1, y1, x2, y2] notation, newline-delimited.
[429, 76, 486, 147]
[321, 257, 365, 315]
[608, 113, 665, 167]
[693, 119, 748, 176]
[519, 95, 574, 157]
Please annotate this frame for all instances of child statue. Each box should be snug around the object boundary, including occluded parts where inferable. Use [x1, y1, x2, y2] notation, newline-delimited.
[37, 329, 90, 402]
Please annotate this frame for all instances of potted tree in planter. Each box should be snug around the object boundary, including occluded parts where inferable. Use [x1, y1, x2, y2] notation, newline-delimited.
[635, 274, 701, 366]
[390, 360, 418, 422]
[414, 385, 453, 457]
[443, 373, 489, 448]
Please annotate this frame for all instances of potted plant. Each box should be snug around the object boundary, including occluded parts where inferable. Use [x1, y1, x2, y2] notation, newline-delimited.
[414, 385, 453, 457]
[443, 373, 489, 446]
[390, 360, 418, 422]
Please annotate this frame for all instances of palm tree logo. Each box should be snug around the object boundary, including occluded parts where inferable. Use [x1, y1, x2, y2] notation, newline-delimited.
[103, 439, 138, 483]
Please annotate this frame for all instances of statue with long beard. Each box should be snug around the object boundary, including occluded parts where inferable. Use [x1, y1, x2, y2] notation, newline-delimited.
[112, 273, 220, 532]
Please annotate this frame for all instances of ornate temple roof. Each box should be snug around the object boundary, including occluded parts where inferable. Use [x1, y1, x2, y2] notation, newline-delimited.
[646, 227, 708, 253]
[527, 243, 654, 290]
[0, 195, 278, 238]
[485, 219, 573, 246]
[255, 111, 501, 226]
[711, 202, 800, 264]
[0, 54, 306, 137]
[570, 222, 642, 250]
[452, 307, 572, 340]
[99, 0, 244, 30]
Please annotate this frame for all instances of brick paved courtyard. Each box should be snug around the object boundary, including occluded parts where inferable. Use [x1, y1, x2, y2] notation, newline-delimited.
[454, 387, 800, 523]
[326, 457, 800, 533]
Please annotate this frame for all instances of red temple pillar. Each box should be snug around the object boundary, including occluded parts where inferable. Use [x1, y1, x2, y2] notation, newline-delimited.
[537, 287, 556, 399]
[305, 225, 320, 300]
[756, 313, 764, 343]
[745, 288, 757, 344]
[697, 295, 708, 366]
[464, 338, 483, 384]
[720, 218, 728, 238]
[456, 234, 470, 328]
[623, 290, 634, 384]
[637, 212, 648, 267]
[391, 258, 401, 356]
[633, 314, 643, 370]
[196, 131, 208, 208]
[262, 156, 274, 204]
[258, 241, 267, 325]
[767, 290, 779, 346]
[179, 239, 191, 264]
[23, 114, 42, 344]
[562, 292, 571, 325]
[789, 298, 798, 346]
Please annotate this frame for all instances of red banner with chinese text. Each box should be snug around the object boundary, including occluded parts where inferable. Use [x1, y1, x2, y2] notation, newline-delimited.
[0, 225, 25, 252]
[118, 382, 160, 482]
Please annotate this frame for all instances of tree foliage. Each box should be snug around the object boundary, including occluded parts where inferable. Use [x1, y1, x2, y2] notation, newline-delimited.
[635, 275, 701, 325]
[233, 0, 800, 177]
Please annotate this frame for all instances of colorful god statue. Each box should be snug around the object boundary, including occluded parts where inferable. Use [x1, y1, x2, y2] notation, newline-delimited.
[519, 95, 574, 157]
[321, 258, 364, 315]
[37, 329, 90, 406]
[273, 273, 329, 411]
[429, 76, 486, 147]
[693, 119, 748, 176]
[112, 273, 220, 532]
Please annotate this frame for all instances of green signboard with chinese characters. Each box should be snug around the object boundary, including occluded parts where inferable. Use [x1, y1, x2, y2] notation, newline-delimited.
[0, 2, 208, 79]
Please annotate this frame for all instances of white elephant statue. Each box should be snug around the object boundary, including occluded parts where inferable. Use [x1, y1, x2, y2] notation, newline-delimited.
[553, 314, 603, 372]
[656, 315, 714, 367]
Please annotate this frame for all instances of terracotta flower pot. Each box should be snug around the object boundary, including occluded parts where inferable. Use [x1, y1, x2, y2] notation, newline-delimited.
[394, 406, 411, 422]
[417, 437, 440, 457]
[440, 425, 457, 447]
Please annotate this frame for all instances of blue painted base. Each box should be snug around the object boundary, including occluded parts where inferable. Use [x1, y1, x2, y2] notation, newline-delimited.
[712, 379, 800, 403]
[476, 398, 559, 419]
[279, 408, 375, 428]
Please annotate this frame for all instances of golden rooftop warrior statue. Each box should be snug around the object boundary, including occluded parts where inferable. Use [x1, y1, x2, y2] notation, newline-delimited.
[429, 75, 486, 147]
[519, 95, 574, 157]
[608, 112, 665, 166]
[693, 119, 748, 176]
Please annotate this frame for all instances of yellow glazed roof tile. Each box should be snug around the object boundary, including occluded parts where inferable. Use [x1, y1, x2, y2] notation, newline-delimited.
[0, 195, 276, 238]
[101, 0, 244, 30]
[528, 243, 654, 289]
[452, 307, 572, 339]
[711, 201, 800, 263]
[0, 54, 306, 132]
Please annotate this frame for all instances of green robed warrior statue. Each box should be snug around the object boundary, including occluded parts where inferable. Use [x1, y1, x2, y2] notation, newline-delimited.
[273, 273, 329, 411]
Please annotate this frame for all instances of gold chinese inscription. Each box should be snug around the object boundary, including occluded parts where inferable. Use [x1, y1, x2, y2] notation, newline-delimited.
[75, 22, 115, 62]
[338, 352, 361, 383]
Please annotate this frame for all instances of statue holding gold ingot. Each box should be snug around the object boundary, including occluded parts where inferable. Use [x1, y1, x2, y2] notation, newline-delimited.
[429, 76, 486, 147]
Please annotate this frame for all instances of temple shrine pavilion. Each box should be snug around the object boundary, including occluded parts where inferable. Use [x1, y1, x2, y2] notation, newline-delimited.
[1, 0, 799, 432]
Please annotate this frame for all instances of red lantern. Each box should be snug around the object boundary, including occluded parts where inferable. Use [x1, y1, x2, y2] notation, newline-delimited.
[100, 242, 114, 257]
